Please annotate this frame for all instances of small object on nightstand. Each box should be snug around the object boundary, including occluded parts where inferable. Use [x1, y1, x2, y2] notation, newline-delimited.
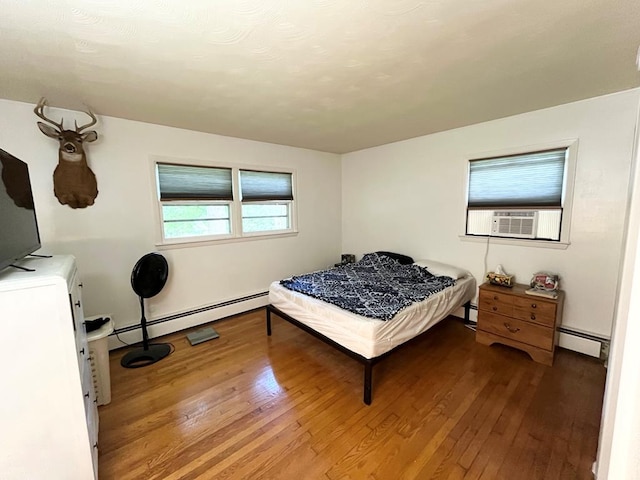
[526, 272, 560, 299]
[530, 272, 560, 291]
[525, 288, 558, 299]
[335, 253, 356, 267]
[486, 267, 515, 287]
[341, 254, 356, 264]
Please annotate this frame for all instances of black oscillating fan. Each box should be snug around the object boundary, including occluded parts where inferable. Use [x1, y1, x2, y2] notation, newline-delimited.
[121, 253, 171, 368]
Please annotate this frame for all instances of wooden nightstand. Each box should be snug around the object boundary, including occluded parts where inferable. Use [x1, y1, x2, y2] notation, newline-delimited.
[475, 282, 564, 366]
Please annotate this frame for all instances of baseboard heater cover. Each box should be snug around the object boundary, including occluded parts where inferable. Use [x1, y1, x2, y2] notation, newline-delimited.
[112, 291, 268, 343]
[557, 326, 609, 360]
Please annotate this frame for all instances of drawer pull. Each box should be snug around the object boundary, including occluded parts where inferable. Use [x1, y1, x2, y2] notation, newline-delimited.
[493, 295, 498, 300]
[504, 322, 520, 333]
[75, 300, 81, 308]
[84, 391, 90, 398]
[530, 314, 536, 321]
[93, 442, 98, 449]
[79, 347, 85, 355]
[492, 306, 498, 311]
[531, 303, 537, 309]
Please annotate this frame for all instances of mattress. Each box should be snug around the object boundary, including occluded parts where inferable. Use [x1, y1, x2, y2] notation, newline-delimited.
[269, 273, 476, 359]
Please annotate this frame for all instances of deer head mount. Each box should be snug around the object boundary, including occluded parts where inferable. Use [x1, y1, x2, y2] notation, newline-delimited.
[34, 97, 99, 209]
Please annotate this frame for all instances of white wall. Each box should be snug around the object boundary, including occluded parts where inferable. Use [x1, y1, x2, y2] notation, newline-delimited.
[0, 99, 342, 345]
[596, 97, 640, 480]
[342, 89, 640, 343]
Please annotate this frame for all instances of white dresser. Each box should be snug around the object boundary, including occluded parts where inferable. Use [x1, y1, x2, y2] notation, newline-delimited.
[0, 255, 99, 479]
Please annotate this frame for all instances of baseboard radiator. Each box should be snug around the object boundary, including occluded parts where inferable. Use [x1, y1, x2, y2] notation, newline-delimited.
[108, 291, 269, 350]
[557, 326, 610, 360]
[110, 297, 610, 362]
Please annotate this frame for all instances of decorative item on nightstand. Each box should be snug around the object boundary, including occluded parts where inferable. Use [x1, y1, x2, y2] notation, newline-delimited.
[486, 264, 514, 287]
[526, 272, 560, 299]
[341, 254, 356, 264]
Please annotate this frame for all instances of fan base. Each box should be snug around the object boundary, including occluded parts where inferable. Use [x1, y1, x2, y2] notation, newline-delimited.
[120, 343, 171, 368]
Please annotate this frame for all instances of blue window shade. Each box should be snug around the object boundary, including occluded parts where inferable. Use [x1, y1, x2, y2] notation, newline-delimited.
[240, 170, 293, 202]
[157, 163, 233, 201]
[468, 148, 567, 208]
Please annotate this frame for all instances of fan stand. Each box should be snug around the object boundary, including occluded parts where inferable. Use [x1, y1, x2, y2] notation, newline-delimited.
[121, 252, 171, 369]
[120, 297, 171, 368]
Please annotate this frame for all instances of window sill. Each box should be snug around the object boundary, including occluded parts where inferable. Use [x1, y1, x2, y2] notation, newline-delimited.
[156, 230, 299, 250]
[458, 235, 570, 250]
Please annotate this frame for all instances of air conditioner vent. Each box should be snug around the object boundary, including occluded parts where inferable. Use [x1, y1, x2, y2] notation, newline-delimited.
[492, 211, 537, 239]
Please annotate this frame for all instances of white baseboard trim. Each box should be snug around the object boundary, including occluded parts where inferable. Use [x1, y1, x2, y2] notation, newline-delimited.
[107, 293, 268, 351]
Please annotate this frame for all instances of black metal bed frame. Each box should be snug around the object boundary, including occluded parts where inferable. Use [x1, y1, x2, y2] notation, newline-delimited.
[266, 301, 471, 405]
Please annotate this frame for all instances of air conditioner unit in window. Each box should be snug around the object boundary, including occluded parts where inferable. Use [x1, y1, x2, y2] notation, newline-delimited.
[491, 211, 538, 239]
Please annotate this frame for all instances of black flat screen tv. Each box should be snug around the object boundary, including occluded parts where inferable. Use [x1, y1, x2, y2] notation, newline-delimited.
[0, 148, 41, 272]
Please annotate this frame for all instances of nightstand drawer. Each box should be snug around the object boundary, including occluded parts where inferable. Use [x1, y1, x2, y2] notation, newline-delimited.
[478, 311, 554, 351]
[478, 290, 514, 316]
[512, 305, 556, 327]
[512, 296, 556, 325]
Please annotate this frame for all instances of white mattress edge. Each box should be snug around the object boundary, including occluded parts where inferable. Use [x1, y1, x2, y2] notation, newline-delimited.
[269, 274, 477, 359]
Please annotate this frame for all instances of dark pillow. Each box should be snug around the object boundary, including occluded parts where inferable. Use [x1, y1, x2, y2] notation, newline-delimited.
[375, 251, 414, 265]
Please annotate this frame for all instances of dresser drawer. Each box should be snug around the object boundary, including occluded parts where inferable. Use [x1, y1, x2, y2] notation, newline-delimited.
[512, 297, 556, 327]
[478, 289, 514, 316]
[478, 311, 554, 351]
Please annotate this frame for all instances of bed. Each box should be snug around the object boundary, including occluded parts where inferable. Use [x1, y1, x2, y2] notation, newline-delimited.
[266, 252, 476, 405]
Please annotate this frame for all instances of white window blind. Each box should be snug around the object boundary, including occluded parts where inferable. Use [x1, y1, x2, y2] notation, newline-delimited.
[239, 170, 293, 202]
[157, 163, 233, 201]
[154, 162, 296, 243]
[468, 148, 567, 208]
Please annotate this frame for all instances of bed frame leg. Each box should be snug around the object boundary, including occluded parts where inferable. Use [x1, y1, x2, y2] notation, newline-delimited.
[266, 306, 272, 336]
[364, 361, 372, 405]
[463, 301, 471, 325]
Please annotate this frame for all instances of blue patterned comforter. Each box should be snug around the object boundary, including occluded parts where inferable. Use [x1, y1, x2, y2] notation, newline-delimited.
[279, 253, 456, 321]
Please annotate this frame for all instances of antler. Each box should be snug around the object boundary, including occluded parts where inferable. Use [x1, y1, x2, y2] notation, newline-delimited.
[75, 108, 97, 132]
[33, 97, 64, 131]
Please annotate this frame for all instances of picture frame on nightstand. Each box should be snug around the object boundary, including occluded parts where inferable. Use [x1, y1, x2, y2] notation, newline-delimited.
[341, 254, 355, 264]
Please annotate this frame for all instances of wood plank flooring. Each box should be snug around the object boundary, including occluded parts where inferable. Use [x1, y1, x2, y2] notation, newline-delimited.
[98, 309, 606, 480]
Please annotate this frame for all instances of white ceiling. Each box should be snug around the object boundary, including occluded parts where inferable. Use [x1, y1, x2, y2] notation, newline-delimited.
[1, 0, 639, 154]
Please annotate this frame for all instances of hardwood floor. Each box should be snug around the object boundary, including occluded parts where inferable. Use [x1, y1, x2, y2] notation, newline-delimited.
[98, 309, 606, 479]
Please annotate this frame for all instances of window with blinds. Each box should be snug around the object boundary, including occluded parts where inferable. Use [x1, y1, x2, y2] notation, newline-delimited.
[157, 163, 234, 240]
[155, 162, 296, 243]
[466, 148, 568, 241]
[157, 164, 233, 201]
[239, 170, 294, 233]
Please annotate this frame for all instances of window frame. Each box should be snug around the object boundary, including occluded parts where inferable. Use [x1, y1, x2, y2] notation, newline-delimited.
[150, 156, 298, 247]
[240, 200, 294, 237]
[238, 169, 295, 237]
[460, 139, 578, 249]
[159, 199, 235, 243]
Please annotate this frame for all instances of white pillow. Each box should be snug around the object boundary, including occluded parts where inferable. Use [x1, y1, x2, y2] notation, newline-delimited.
[414, 259, 468, 279]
